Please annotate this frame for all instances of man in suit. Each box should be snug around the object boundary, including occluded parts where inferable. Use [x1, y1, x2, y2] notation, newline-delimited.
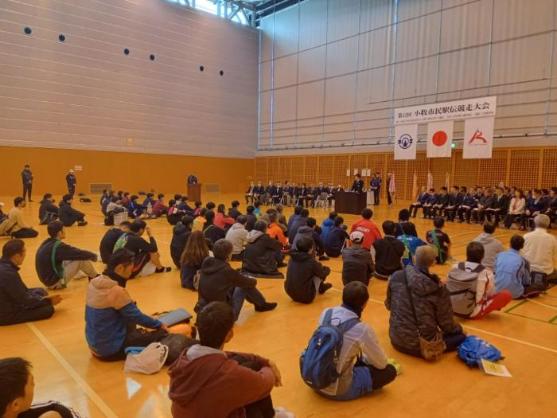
[351, 174, 364, 193]
[21, 165, 33, 202]
[370, 172, 382, 205]
[65, 169, 77, 197]
[187, 174, 198, 185]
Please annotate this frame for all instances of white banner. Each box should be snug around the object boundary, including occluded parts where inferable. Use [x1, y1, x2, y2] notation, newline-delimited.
[394, 96, 496, 125]
[394, 124, 418, 160]
[427, 121, 453, 158]
[463, 117, 494, 159]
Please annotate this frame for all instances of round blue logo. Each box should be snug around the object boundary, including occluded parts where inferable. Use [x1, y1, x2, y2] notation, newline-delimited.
[397, 133, 413, 149]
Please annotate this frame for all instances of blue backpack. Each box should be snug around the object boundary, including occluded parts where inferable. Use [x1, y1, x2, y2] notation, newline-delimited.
[458, 336, 502, 367]
[299, 309, 359, 390]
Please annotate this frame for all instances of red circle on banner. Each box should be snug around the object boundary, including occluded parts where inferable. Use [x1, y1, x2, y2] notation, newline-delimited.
[432, 130, 448, 146]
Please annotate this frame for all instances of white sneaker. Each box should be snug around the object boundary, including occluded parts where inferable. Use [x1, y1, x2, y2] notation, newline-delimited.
[275, 407, 295, 418]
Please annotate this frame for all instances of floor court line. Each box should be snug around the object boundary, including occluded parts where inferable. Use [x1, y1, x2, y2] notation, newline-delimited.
[331, 287, 557, 354]
[27, 323, 119, 418]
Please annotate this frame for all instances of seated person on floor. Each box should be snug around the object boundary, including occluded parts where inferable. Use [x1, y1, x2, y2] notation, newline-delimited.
[192, 207, 207, 232]
[196, 239, 277, 320]
[495, 235, 544, 299]
[180, 231, 210, 290]
[426, 217, 451, 264]
[386, 246, 466, 359]
[394, 209, 417, 237]
[287, 208, 308, 244]
[398, 223, 426, 267]
[36, 221, 98, 290]
[118, 220, 171, 277]
[215, 204, 235, 230]
[169, 302, 284, 418]
[292, 217, 327, 260]
[127, 195, 146, 219]
[152, 194, 168, 217]
[0, 357, 79, 418]
[266, 211, 288, 249]
[320, 212, 337, 242]
[472, 222, 504, 271]
[225, 215, 249, 261]
[306, 281, 397, 401]
[58, 195, 87, 227]
[447, 242, 512, 320]
[245, 206, 257, 232]
[86, 249, 179, 362]
[350, 208, 382, 251]
[104, 196, 127, 226]
[228, 200, 242, 220]
[38, 193, 58, 225]
[99, 221, 131, 265]
[203, 211, 226, 247]
[0, 198, 38, 238]
[372, 221, 404, 280]
[324, 216, 349, 258]
[285, 237, 332, 304]
[243, 221, 284, 277]
[0, 240, 62, 326]
[342, 231, 374, 286]
[170, 216, 194, 269]
[522, 214, 557, 286]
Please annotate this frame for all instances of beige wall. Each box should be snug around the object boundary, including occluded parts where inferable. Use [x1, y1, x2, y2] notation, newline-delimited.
[258, 0, 557, 154]
[0, 0, 259, 157]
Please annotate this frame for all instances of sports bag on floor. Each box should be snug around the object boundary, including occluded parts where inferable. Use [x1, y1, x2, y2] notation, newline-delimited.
[299, 309, 359, 390]
[458, 336, 502, 367]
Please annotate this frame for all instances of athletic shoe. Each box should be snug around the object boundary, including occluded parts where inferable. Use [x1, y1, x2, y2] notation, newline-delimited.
[318, 283, 333, 294]
[255, 302, 278, 312]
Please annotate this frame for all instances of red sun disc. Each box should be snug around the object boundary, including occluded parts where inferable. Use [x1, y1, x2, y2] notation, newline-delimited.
[432, 130, 448, 146]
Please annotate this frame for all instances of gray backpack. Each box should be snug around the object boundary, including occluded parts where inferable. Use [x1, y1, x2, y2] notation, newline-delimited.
[447, 262, 485, 317]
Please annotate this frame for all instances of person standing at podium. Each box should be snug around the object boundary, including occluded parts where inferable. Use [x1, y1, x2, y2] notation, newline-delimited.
[187, 174, 198, 185]
[351, 174, 364, 193]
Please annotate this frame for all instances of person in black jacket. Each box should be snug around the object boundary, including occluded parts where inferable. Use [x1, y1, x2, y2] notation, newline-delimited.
[58, 194, 87, 227]
[0, 240, 62, 325]
[324, 216, 349, 257]
[341, 231, 374, 286]
[394, 209, 417, 237]
[196, 239, 276, 320]
[21, 164, 33, 202]
[170, 215, 193, 269]
[203, 211, 225, 248]
[243, 221, 284, 277]
[285, 237, 331, 304]
[38, 193, 59, 225]
[122, 220, 171, 278]
[351, 174, 364, 193]
[245, 205, 257, 232]
[373, 221, 404, 280]
[66, 169, 77, 197]
[35, 221, 98, 289]
[99, 221, 131, 264]
[228, 200, 242, 220]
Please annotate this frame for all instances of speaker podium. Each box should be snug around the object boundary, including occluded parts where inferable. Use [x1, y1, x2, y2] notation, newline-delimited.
[187, 183, 202, 202]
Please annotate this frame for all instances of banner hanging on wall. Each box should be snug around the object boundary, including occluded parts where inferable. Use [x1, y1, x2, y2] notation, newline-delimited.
[427, 121, 453, 158]
[463, 117, 495, 159]
[394, 124, 418, 160]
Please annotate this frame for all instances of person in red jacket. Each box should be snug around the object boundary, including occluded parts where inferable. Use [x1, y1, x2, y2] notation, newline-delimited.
[168, 301, 286, 418]
[350, 208, 382, 251]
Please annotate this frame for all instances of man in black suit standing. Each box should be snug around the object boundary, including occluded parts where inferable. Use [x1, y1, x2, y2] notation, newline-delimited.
[351, 174, 364, 193]
[187, 174, 198, 185]
[21, 164, 33, 202]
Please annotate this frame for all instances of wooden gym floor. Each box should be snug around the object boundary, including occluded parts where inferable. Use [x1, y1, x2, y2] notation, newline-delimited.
[0, 193, 556, 418]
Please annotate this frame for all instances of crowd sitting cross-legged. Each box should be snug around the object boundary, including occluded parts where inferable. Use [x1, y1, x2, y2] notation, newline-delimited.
[1, 179, 556, 418]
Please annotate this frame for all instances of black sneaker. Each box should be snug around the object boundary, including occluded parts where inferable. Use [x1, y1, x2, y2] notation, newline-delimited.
[255, 302, 278, 312]
[77, 221, 88, 226]
[319, 283, 333, 294]
[155, 267, 172, 273]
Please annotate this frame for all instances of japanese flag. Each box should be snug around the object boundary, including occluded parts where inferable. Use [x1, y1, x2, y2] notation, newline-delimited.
[427, 121, 453, 158]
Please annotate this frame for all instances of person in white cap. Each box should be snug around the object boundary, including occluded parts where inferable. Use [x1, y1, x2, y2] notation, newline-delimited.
[342, 230, 374, 286]
[66, 169, 77, 197]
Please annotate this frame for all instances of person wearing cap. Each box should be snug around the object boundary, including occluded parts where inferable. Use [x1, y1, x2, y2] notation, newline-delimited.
[522, 214, 557, 285]
[85, 249, 170, 360]
[350, 208, 382, 251]
[341, 231, 374, 286]
[285, 236, 332, 304]
[0, 239, 62, 326]
[0, 198, 38, 239]
[21, 164, 33, 202]
[66, 169, 77, 197]
[58, 194, 87, 227]
[372, 221, 405, 280]
[35, 221, 98, 289]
